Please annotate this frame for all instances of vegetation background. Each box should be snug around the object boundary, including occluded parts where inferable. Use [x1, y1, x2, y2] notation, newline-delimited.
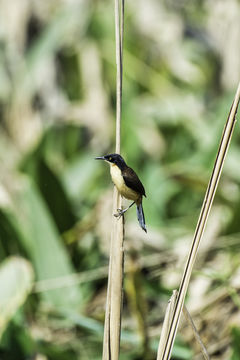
[0, 0, 240, 359]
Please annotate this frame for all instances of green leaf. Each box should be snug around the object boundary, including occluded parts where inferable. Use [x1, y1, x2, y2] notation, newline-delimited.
[15, 178, 84, 310]
[36, 159, 76, 233]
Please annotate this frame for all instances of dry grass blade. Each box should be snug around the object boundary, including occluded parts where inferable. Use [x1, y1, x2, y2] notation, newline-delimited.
[182, 306, 210, 360]
[160, 81, 240, 360]
[102, 1, 125, 359]
[157, 290, 178, 360]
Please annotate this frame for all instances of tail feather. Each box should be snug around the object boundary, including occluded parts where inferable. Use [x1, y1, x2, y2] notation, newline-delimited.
[137, 203, 147, 233]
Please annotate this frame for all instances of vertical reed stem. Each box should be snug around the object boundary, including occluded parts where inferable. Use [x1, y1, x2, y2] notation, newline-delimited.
[102, 1, 125, 359]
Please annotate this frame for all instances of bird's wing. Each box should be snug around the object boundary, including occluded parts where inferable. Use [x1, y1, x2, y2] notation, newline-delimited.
[122, 167, 146, 197]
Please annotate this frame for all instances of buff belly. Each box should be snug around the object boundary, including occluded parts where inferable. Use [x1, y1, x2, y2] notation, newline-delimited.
[110, 164, 140, 202]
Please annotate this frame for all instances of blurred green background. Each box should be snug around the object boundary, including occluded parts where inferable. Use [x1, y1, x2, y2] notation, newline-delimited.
[0, 0, 240, 359]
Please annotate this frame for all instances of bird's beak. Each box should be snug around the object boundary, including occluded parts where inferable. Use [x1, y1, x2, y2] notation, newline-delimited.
[95, 156, 106, 161]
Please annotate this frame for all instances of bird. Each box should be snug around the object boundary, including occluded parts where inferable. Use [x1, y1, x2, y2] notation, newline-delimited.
[95, 153, 147, 232]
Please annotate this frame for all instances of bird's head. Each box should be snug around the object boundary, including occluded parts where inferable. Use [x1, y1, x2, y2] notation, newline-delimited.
[95, 153, 126, 169]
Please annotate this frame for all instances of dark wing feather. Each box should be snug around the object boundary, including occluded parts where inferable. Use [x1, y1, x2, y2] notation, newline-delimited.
[122, 167, 146, 197]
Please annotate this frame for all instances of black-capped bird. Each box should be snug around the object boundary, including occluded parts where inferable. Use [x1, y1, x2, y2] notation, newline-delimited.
[95, 154, 147, 232]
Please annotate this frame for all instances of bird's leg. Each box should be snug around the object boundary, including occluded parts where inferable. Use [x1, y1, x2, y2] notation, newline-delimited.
[114, 201, 135, 218]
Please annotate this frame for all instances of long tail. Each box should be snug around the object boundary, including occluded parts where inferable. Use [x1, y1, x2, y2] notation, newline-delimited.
[137, 203, 147, 233]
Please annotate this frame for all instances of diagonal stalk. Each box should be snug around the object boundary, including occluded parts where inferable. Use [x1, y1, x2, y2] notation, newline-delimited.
[160, 81, 240, 360]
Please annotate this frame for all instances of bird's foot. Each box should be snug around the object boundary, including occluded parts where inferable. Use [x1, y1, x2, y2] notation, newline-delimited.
[114, 208, 125, 218]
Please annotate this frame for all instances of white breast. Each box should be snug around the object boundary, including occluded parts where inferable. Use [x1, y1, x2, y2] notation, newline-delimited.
[110, 164, 139, 202]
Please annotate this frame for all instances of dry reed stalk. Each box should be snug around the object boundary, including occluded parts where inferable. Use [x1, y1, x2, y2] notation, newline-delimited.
[159, 81, 240, 360]
[102, 1, 125, 359]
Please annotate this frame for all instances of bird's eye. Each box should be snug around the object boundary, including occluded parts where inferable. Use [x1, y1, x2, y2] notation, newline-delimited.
[109, 157, 112, 161]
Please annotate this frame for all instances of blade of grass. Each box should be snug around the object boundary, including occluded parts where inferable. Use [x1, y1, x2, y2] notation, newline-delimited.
[182, 305, 210, 360]
[160, 81, 240, 359]
[16, 179, 84, 309]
